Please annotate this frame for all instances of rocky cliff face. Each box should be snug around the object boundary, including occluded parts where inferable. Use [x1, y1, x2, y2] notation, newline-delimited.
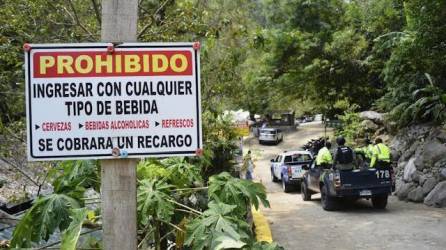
[390, 125, 446, 207]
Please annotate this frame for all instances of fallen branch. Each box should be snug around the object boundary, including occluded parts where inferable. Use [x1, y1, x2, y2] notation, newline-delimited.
[167, 199, 202, 215]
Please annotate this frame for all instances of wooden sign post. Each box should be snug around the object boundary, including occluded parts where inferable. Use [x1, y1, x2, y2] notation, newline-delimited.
[101, 1, 138, 249]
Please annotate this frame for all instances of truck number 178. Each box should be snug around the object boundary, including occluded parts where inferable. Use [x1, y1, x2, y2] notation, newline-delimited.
[376, 170, 390, 179]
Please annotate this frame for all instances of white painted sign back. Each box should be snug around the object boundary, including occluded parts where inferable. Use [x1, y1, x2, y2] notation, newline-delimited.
[25, 43, 202, 161]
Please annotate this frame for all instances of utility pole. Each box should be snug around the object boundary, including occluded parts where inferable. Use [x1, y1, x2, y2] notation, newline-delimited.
[101, 1, 138, 249]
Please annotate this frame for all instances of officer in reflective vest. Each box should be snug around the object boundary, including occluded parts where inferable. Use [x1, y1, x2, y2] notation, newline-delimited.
[316, 141, 333, 168]
[370, 138, 391, 168]
[355, 138, 374, 166]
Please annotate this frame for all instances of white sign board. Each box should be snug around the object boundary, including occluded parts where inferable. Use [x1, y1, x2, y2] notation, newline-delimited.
[25, 43, 202, 161]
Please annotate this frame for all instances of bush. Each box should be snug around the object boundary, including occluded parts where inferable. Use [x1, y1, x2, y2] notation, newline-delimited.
[335, 111, 364, 145]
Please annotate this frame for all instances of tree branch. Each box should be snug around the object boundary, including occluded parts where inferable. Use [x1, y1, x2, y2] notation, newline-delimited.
[90, 0, 101, 25]
[138, 0, 173, 39]
[157, 218, 184, 233]
[167, 199, 202, 215]
[64, 0, 96, 40]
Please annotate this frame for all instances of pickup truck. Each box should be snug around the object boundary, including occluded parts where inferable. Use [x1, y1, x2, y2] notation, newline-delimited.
[301, 162, 394, 210]
[270, 150, 313, 192]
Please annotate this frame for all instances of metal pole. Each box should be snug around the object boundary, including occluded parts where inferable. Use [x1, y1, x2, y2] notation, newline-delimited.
[324, 112, 327, 146]
[101, 1, 138, 249]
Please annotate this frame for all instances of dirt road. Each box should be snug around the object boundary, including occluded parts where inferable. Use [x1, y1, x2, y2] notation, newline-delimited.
[245, 123, 446, 250]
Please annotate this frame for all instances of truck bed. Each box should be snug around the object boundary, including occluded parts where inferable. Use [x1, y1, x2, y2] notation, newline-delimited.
[336, 168, 393, 197]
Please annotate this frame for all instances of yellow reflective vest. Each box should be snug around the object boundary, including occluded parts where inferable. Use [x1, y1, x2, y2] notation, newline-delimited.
[316, 147, 333, 165]
[355, 144, 374, 160]
[370, 143, 391, 167]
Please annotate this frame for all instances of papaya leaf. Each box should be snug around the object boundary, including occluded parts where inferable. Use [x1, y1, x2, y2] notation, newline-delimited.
[162, 157, 203, 188]
[185, 201, 249, 250]
[11, 194, 80, 248]
[60, 208, 88, 250]
[208, 172, 270, 216]
[211, 232, 246, 250]
[137, 159, 170, 181]
[53, 160, 100, 198]
[137, 179, 175, 226]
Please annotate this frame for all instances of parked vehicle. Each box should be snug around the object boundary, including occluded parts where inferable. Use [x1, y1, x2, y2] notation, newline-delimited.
[270, 150, 313, 192]
[259, 128, 283, 145]
[304, 116, 314, 122]
[301, 162, 394, 211]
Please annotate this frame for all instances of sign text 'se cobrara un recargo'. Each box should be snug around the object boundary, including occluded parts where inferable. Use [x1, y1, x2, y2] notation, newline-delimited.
[25, 43, 202, 161]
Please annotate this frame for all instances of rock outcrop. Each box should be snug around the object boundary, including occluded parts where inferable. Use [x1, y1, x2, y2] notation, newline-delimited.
[390, 125, 446, 207]
[424, 181, 446, 207]
[359, 111, 384, 125]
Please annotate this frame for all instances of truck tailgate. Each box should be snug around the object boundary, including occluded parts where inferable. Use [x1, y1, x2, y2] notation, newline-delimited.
[340, 168, 392, 189]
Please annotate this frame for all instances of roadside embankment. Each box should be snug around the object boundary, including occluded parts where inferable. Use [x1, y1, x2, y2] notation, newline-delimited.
[391, 125, 446, 207]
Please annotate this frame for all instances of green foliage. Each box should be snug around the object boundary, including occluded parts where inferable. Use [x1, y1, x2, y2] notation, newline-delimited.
[137, 179, 175, 226]
[137, 159, 170, 181]
[163, 157, 203, 188]
[335, 111, 363, 145]
[208, 172, 270, 216]
[185, 201, 250, 250]
[241, 0, 392, 116]
[376, 0, 446, 126]
[201, 112, 239, 179]
[137, 157, 203, 188]
[10, 194, 80, 248]
[248, 242, 285, 250]
[52, 160, 100, 201]
[386, 74, 446, 127]
[60, 208, 88, 250]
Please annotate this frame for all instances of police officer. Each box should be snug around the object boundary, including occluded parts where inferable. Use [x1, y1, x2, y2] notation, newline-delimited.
[316, 141, 333, 169]
[355, 138, 374, 167]
[370, 138, 391, 168]
[333, 136, 355, 170]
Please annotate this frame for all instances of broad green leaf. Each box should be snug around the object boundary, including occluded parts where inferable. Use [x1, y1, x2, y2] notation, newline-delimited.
[185, 201, 249, 250]
[211, 232, 246, 250]
[11, 194, 80, 248]
[137, 179, 174, 226]
[162, 157, 203, 188]
[52, 160, 100, 201]
[60, 208, 88, 250]
[208, 172, 270, 216]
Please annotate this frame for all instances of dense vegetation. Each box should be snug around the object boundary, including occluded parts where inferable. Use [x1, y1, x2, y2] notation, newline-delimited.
[1, 0, 445, 249]
[243, 0, 445, 123]
[10, 158, 280, 249]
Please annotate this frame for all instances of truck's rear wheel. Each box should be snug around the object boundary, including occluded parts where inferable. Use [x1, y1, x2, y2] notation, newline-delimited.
[282, 178, 292, 193]
[321, 184, 337, 211]
[372, 195, 388, 209]
[301, 181, 311, 201]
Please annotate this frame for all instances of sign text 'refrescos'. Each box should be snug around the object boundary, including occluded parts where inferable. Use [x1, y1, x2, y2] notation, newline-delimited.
[25, 43, 201, 161]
